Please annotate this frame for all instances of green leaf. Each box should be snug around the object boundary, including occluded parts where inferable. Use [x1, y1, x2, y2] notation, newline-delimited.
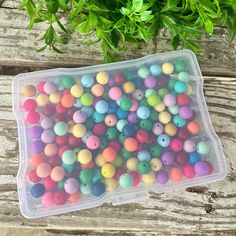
[52, 44, 63, 53]
[171, 34, 179, 49]
[131, 0, 143, 13]
[55, 14, 68, 33]
[37, 45, 48, 52]
[44, 26, 54, 45]
[147, 16, 160, 36]
[120, 7, 130, 15]
[58, 0, 67, 11]
[140, 11, 153, 21]
[205, 19, 213, 34]
[76, 12, 97, 32]
[45, 0, 59, 14]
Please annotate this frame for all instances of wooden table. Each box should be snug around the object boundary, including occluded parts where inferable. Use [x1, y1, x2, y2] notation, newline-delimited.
[0, 1, 236, 235]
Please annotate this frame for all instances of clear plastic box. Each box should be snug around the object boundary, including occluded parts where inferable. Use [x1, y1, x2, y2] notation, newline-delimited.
[12, 50, 227, 219]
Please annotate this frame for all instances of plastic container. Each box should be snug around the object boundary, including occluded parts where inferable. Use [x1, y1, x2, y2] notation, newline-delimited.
[12, 50, 226, 218]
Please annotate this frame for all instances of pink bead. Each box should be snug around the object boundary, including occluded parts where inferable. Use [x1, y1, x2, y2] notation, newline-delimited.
[92, 123, 106, 136]
[130, 99, 139, 112]
[43, 104, 55, 117]
[26, 111, 40, 124]
[109, 87, 122, 100]
[144, 76, 157, 88]
[44, 81, 57, 94]
[205, 161, 214, 174]
[23, 99, 37, 111]
[177, 128, 190, 140]
[170, 138, 183, 152]
[146, 133, 156, 145]
[176, 151, 188, 165]
[130, 171, 140, 186]
[44, 176, 57, 190]
[163, 94, 176, 107]
[53, 190, 67, 205]
[179, 106, 193, 119]
[114, 168, 125, 180]
[86, 135, 100, 149]
[58, 145, 70, 157]
[152, 122, 164, 135]
[41, 192, 54, 208]
[38, 81, 46, 94]
[183, 164, 195, 179]
[62, 89, 70, 95]
[28, 169, 41, 183]
[183, 140, 196, 153]
[108, 140, 122, 152]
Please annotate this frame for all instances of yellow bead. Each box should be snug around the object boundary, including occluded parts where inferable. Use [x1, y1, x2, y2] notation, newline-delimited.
[104, 178, 117, 191]
[49, 92, 61, 104]
[165, 123, 177, 136]
[159, 111, 171, 124]
[150, 158, 162, 172]
[70, 84, 84, 97]
[77, 149, 92, 164]
[142, 171, 155, 185]
[126, 157, 138, 171]
[101, 163, 115, 178]
[96, 71, 109, 85]
[123, 81, 135, 94]
[154, 102, 165, 112]
[21, 84, 36, 97]
[36, 94, 49, 107]
[72, 124, 86, 138]
[68, 121, 76, 133]
[186, 85, 192, 95]
[162, 63, 174, 75]
[95, 153, 106, 167]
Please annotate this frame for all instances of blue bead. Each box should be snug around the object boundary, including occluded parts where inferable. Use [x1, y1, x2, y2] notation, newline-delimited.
[80, 74, 94, 88]
[188, 151, 201, 165]
[81, 106, 93, 117]
[116, 108, 128, 119]
[95, 100, 108, 114]
[92, 181, 105, 197]
[137, 106, 150, 119]
[173, 115, 186, 127]
[107, 101, 118, 113]
[174, 81, 187, 94]
[150, 64, 162, 76]
[133, 77, 144, 89]
[74, 98, 83, 108]
[30, 183, 45, 198]
[122, 124, 136, 137]
[157, 134, 170, 147]
[137, 150, 151, 161]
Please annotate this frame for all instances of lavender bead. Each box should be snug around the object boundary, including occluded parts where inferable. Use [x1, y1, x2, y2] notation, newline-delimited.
[31, 140, 45, 154]
[161, 151, 175, 165]
[41, 117, 54, 129]
[194, 161, 210, 176]
[28, 126, 43, 139]
[41, 130, 55, 144]
[156, 170, 169, 184]
[44, 81, 57, 94]
[128, 112, 139, 123]
[163, 94, 176, 107]
[64, 178, 80, 194]
[179, 106, 193, 119]
[144, 76, 157, 88]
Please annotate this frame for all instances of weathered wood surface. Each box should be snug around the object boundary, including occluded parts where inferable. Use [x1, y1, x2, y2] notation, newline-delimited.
[0, 75, 235, 235]
[0, 1, 236, 76]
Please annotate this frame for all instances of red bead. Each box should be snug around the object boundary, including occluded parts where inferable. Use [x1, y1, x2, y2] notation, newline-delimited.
[130, 171, 140, 186]
[114, 168, 125, 180]
[58, 145, 70, 157]
[113, 73, 125, 85]
[26, 111, 40, 124]
[53, 190, 67, 205]
[136, 130, 149, 144]
[92, 123, 106, 136]
[170, 138, 183, 152]
[44, 176, 57, 190]
[68, 135, 81, 147]
[177, 128, 190, 140]
[55, 134, 68, 145]
[23, 99, 37, 111]
[176, 151, 188, 165]
[48, 156, 61, 167]
[28, 169, 41, 183]
[38, 81, 46, 94]
[108, 140, 121, 152]
[177, 94, 190, 106]
[43, 104, 55, 116]
[56, 103, 67, 114]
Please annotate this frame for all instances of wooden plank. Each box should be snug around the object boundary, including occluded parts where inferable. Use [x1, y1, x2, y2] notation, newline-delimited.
[0, 7, 235, 76]
[0, 75, 235, 235]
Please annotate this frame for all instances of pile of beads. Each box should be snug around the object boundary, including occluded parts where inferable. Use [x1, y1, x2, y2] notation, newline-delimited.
[21, 60, 213, 208]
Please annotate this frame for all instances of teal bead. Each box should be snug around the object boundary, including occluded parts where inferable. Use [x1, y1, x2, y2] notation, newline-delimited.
[139, 99, 149, 107]
[116, 119, 128, 132]
[149, 110, 158, 122]
[92, 169, 103, 183]
[150, 144, 162, 156]
[80, 183, 92, 195]
[173, 115, 186, 127]
[119, 173, 134, 188]
[99, 136, 108, 150]
[103, 91, 110, 100]
[137, 161, 151, 174]
[93, 111, 105, 123]
[85, 119, 94, 129]
[106, 127, 119, 140]
[196, 141, 210, 155]
[174, 81, 187, 94]
[57, 178, 67, 189]
[112, 155, 123, 167]
[121, 148, 132, 159]
[158, 88, 168, 98]
[62, 162, 76, 173]
[62, 150, 76, 165]
[139, 119, 152, 131]
[178, 72, 190, 83]
[175, 60, 186, 72]
[168, 79, 177, 90]
[54, 122, 68, 136]
[138, 67, 150, 78]
[118, 133, 126, 143]
[124, 71, 133, 81]
[62, 75, 75, 88]
[79, 169, 94, 184]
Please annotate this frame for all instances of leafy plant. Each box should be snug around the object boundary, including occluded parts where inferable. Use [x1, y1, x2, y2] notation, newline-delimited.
[19, 0, 236, 62]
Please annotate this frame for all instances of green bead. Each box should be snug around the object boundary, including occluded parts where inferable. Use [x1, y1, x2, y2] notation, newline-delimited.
[124, 71, 133, 81]
[106, 127, 119, 140]
[149, 110, 158, 122]
[138, 161, 151, 174]
[80, 183, 92, 195]
[93, 111, 105, 123]
[175, 60, 186, 72]
[197, 141, 210, 155]
[116, 119, 128, 132]
[174, 81, 187, 94]
[80, 93, 93, 106]
[158, 88, 168, 98]
[168, 79, 177, 90]
[99, 136, 107, 150]
[54, 122, 68, 136]
[62, 75, 75, 88]
[92, 169, 103, 183]
[62, 150, 76, 165]
[168, 105, 179, 115]
[113, 155, 123, 167]
[145, 89, 155, 98]
[150, 144, 162, 157]
[119, 173, 134, 188]
[85, 119, 94, 129]
[119, 97, 132, 111]
[73, 147, 81, 154]
[138, 67, 150, 79]
[139, 119, 152, 131]
[139, 99, 149, 106]
[62, 162, 76, 173]
[177, 72, 190, 83]
[57, 178, 66, 189]
[118, 133, 126, 143]
[121, 148, 132, 159]
[79, 169, 94, 184]
[147, 93, 161, 106]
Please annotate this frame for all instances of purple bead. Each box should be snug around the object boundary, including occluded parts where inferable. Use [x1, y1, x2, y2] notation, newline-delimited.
[194, 161, 210, 176]
[41, 130, 55, 143]
[128, 112, 139, 123]
[31, 140, 45, 154]
[179, 106, 193, 119]
[41, 117, 54, 129]
[108, 77, 115, 86]
[44, 81, 57, 94]
[156, 170, 169, 184]
[161, 151, 175, 165]
[28, 126, 43, 139]
[163, 94, 176, 107]
[64, 178, 79, 194]
[144, 76, 157, 88]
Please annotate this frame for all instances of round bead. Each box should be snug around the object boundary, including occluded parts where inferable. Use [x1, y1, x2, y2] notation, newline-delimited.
[36, 94, 49, 107]
[178, 72, 190, 82]
[50, 166, 65, 181]
[43, 176, 57, 190]
[183, 164, 195, 179]
[150, 64, 161, 76]
[62, 150, 76, 165]
[173, 115, 186, 128]
[86, 135, 100, 149]
[95, 100, 108, 114]
[126, 157, 138, 171]
[44, 81, 57, 94]
[96, 71, 109, 85]
[79, 169, 93, 184]
[44, 143, 58, 157]
[137, 150, 151, 162]
[31, 140, 45, 153]
[124, 137, 138, 152]
[109, 87, 122, 100]
[67, 191, 81, 203]
[137, 106, 150, 119]
[81, 74, 94, 87]
[177, 93, 191, 106]
[161, 151, 174, 165]
[36, 163, 51, 178]
[138, 67, 150, 78]
[158, 111, 171, 124]
[53, 190, 67, 205]
[92, 181, 105, 197]
[73, 110, 87, 123]
[30, 154, 44, 168]
[144, 76, 157, 88]
[163, 94, 176, 107]
[26, 111, 40, 124]
[91, 84, 104, 97]
[169, 167, 182, 181]
[119, 173, 134, 188]
[31, 183, 45, 198]
[101, 163, 115, 178]
[23, 99, 37, 111]
[187, 121, 200, 134]
[22, 84, 36, 97]
[72, 124, 86, 138]
[174, 81, 187, 94]
[196, 141, 210, 155]
[164, 123, 177, 136]
[156, 170, 169, 184]
[41, 192, 54, 207]
[132, 89, 144, 100]
[152, 122, 163, 135]
[162, 63, 174, 74]
[64, 178, 80, 194]
[80, 93, 93, 106]
[77, 149, 92, 164]
[179, 106, 193, 119]
[104, 178, 117, 191]
[170, 138, 183, 152]
[122, 124, 136, 137]
[41, 130, 55, 144]
[142, 171, 155, 185]
[70, 84, 84, 97]
[137, 161, 150, 174]
[62, 76, 75, 88]
[168, 105, 179, 115]
[102, 147, 117, 162]
[119, 97, 132, 111]
[184, 140, 196, 153]
[123, 81, 135, 93]
[28, 126, 43, 139]
[150, 158, 162, 172]
[157, 134, 170, 147]
[147, 93, 161, 107]
[175, 60, 186, 72]
[54, 122, 68, 136]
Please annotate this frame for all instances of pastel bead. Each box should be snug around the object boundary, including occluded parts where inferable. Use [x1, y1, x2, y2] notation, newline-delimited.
[41, 130, 55, 143]
[36, 94, 49, 106]
[137, 161, 150, 174]
[179, 106, 193, 119]
[175, 60, 186, 72]
[109, 87, 122, 100]
[80, 183, 92, 195]
[150, 158, 162, 172]
[187, 121, 200, 134]
[44, 81, 57, 94]
[156, 170, 169, 184]
[194, 161, 210, 176]
[161, 151, 174, 165]
[41, 192, 54, 207]
[162, 63, 174, 74]
[62, 150, 76, 165]
[96, 71, 109, 85]
[102, 147, 117, 162]
[147, 93, 161, 107]
[188, 151, 201, 165]
[73, 110, 87, 123]
[174, 81, 187, 94]
[173, 115, 186, 127]
[86, 135, 100, 149]
[64, 178, 80, 194]
[23, 99, 37, 111]
[137, 106, 150, 119]
[36, 163, 51, 178]
[22, 84, 36, 97]
[196, 141, 210, 155]
[101, 163, 115, 178]
[44, 143, 58, 157]
[77, 149, 92, 164]
[126, 157, 138, 171]
[163, 94, 176, 107]
[104, 178, 117, 191]
[154, 102, 165, 112]
[79, 169, 93, 184]
[138, 67, 150, 78]
[168, 105, 179, 115]
[53, 190, 67, 205]
[50, 166, 65, 181]
[62, 76, 75, 88]
[54, 122, 68, 136]
[26, 111, 40, 124]
[164, 123, 177, 136]
[80, 93, 93, 106]
[137, 150, 151, 162]
[123, 81, 135, 93]
[184, 140, 196, 153]
[91, 84, 104, 97]
[183, 164, 195, 179]
[157, 134, 170, 147]
[72, 124, 86, 138]
[124, 137, 138, 152]
[158, 111, 171, 124]
[150, 64, 162, 76]
[170, 138, 183, 152]
[119, 173, 134, 188]
[132, 89, 144, 100]
[144, 76, 157, 88]
[95, 100, 109, 114]
[169, 167, 182, 181]
[142, 171, 155, 185]
[178, 72, 190, 83]
[31, 140, 45, 153]
[81, 74, 94, 87]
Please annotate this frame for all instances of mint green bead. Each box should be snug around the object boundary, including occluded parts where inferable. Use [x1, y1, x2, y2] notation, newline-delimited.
[138, 161, 151, 174]
[118, 133, 126, 143]
[174, 81, 187, 94]
[99, 137, 107, 150]
[138, 67, 150, 79]
[178, 72, 190, 83]
[139, 99, 149, 106]
[168, 79, 177, 90]
[80, 183, 92, 195]
[168, 105, 179, 115]
[93, 111, 105, 123]
[106, 127, 118, 140]
[92, 169, 103, 183]
[57, 178, 66, 189]
[119, 173, 134, 188]
[55, 78, 64, 91]
[116, 119, 128, 132]
[121, 148, 132, 159]
[62, 150, 76, 165]
[119, 97, 132, 111]
[139, 119, 152, 131]
[150, 144, 162, 156]
[79, 169, 94, 184]
[175, 60, 186, 72]
[80, 93, 93, 106]
[85, 119, 94, 129]
[196, 141, 210, 155]
[54, 122, 68, 136]
[145, 89, 155, 97]
[62, 162, 76, 173]
[62, 75, 75, 88]
[158, 88, 168, 98]
[149, 110, 158, 122]
[113, 155, 123, 167]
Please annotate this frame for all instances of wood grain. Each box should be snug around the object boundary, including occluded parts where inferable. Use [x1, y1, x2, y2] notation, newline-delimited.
[0, 5, 235, 76]
[0, 75, 235, 235]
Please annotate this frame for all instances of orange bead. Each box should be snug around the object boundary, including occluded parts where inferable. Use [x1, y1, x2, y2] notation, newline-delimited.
[30, 154, 44, 168]
[91, 84, 104, 97]
[67, 191, 81, 203]
[61, 94, 75, 108]
[169, 167, 182, 182]
[80, 160, 95, 169]
[186, 121, 200, 134]
[124, 137, 138, 152]
[44, 143, 58, 157]
[102, 147, 117, 162]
